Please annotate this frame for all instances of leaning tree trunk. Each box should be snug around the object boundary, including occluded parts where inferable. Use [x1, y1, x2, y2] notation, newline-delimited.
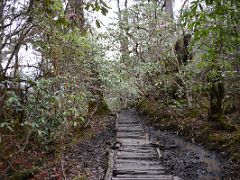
[207, 79, 236, 130]
[208, 80, 224, 121]
[88, 89, 110, 117]
[88, 62, 110, 118]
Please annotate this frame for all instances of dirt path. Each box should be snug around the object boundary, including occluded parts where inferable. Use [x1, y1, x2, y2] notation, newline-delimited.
[106, 110, 180, 180]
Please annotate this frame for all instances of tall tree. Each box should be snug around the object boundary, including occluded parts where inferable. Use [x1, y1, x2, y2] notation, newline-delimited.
[117, 0, 129, 63]
[165, 0, 173, 18]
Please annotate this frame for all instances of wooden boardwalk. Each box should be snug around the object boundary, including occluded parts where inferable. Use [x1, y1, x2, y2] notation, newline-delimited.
[106, 110, 181, 180]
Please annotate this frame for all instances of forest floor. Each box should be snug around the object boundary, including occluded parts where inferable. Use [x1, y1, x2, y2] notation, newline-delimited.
[34, 115, 117, 180]
[0, 115, 116, 180]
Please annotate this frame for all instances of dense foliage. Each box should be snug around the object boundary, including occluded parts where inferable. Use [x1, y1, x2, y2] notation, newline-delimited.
[0, 0, 110, 176]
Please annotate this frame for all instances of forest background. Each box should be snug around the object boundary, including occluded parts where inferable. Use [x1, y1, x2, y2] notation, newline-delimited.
[0, 0, 239, 179]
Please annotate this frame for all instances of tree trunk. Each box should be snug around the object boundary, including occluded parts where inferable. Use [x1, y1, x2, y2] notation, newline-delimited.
[88, 60, 110, 117]
[68, 0, 86, 32]
[165, 0, 173, 18]
[208, 81, 224, 120]
[117, 0, 129, 63]
[186, 89, 193, 108]
[0, 0, 5, 79]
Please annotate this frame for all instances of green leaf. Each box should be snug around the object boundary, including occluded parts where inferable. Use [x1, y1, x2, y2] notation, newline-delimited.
[85, 2, 91, 10]
[101, 7, 108, 16]
[100, 0, 109, 8]
[0, 122, 6, 128]
[95, 1, 100, 11]
[80, 117, 85, 122]
[44, 0, 51, 7]
[206, 0, 213, 5]
[38, 130, 44, 136]
[73, 121, 78, 127]
[96, 19, 101, 28]
[0, 123, 13, 132]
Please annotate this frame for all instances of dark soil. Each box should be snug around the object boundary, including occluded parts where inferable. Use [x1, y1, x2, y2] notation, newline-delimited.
[64, 115, 116, 180]
[138, 111, 236, 180]
[34, 115, 116, 180]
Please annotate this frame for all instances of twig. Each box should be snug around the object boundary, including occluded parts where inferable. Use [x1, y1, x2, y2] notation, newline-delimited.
[151, 142, 177, 149]
[61, 154, 66, 180]
[104, 150, 115, 180]
[156, 147, 163, 159]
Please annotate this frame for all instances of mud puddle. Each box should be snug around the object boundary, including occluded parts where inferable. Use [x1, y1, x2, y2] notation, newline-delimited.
[140, 117, 225, 180]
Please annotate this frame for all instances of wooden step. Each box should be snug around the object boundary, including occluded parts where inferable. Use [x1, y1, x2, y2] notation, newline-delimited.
[112, 176, 174, 180]
[106, 111, 177, 180]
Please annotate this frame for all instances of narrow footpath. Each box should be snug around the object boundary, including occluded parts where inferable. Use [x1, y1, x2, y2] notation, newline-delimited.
[106, 110, 180, 180]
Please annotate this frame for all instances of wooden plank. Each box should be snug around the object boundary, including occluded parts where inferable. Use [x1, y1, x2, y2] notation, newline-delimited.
[117, 135, 145, 139]
[117, 132, 145, 135]
[116, 140, 148, 146]
[112, 177, 173, 180]
[116, 156, 158, 161]
[113, 169, 165, 176]
[115, 161, 159, 167]
[121, 144, 152, 147]
[115, 160, 160, 166]
[114, 174, 172, 178]
[118, 127, 143, 131]
[117, 151, 157, 157]
[118, 126, 142, 129]
[118, 119, 139, 122]
[118, 122, 140, 125]
[118, 149, 155, 154]
[117, 129, 144, 133]
[119, 147, 153, 151]
[114, 166, 165, 171]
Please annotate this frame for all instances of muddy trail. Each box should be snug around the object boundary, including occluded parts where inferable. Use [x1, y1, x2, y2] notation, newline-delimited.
[106, 109, 225, 180]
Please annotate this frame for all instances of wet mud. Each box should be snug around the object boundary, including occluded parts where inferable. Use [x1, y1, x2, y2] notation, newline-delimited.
[141, 114, 234, 180]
